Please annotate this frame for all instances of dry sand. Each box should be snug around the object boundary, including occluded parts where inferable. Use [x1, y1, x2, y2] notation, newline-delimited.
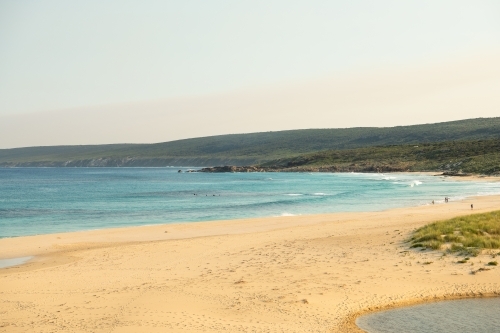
[1, 195, 499, 332]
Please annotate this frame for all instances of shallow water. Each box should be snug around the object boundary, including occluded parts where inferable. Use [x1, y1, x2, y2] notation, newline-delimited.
[1, 168, 499, 237]
[0, 256, 33, 268]
[356, 297, 500, 333]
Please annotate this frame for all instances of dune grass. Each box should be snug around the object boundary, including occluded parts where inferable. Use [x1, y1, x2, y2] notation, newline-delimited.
[409, 211, 500, 256]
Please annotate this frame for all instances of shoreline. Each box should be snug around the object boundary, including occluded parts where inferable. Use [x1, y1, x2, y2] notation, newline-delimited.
[348, 293, 500, 332]
[1, 171, 498, 241]
[1, 195, 499, 332]
[1, 189, 498, 258]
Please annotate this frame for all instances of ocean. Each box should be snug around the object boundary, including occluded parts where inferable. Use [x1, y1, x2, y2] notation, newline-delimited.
[1, 167, 499, 238]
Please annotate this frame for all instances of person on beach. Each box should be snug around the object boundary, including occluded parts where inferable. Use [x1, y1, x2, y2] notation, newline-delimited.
[432, 200, 434, 205]
[471, 204, 473, 210]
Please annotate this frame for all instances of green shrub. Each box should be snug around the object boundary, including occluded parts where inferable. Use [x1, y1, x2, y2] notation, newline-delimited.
[410, 211, 500, 256]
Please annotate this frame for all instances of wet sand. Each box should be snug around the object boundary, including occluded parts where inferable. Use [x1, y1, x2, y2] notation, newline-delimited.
[1, 195, 499, 332]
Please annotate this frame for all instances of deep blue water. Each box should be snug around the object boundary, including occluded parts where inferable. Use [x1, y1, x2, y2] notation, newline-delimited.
[1, 168, 499, 237]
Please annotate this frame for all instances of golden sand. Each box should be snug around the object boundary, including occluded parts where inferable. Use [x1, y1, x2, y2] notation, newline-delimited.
[1, 195, 499, 332]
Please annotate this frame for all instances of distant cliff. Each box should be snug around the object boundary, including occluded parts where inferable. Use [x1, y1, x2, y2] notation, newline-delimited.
[0, 157, 258, 168]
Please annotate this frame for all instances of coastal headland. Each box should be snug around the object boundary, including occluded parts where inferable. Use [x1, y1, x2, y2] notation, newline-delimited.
[1, 195, 499, 332]
[1, 118, 499, 174]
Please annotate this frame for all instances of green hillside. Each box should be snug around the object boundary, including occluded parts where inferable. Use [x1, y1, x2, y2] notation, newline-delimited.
[1, 117, 499, 167]
[256, 138, 500, 175]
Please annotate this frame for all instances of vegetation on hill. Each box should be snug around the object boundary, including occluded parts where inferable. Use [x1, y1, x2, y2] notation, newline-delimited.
[257, 139, 500, 175]
[409, 211, 500, 256]
[0, 117, 499, 167]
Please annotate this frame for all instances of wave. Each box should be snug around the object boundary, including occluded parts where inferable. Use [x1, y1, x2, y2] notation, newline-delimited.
[410, 180, 423, 187]
[286, 193, 303, 196]
[278, 212, 298, 217]
[476, 190, 500, 196]
[375, 173, 397, 181]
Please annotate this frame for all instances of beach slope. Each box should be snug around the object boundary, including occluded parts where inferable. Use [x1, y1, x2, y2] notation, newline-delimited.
[1, 196, 499, 332]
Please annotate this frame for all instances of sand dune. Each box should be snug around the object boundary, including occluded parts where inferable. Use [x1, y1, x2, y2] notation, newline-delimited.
[1, 195, 499, 332]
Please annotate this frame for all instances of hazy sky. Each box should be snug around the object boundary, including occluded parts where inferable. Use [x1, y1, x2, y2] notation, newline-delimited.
[0, 1, 499, 147]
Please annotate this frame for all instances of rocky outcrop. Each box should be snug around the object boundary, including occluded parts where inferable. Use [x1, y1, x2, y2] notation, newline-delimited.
[199, 164, 411, 173]
[440, 171, 472, 177]
[199, 166, 267, 172]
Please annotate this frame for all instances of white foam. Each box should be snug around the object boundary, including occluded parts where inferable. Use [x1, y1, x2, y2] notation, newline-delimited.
[313, 193, 327, 196]
[477, 190, 500, 196]
[286, 193, 303, 196]
[410, 180, 423, 187]
[449, 196, 466, 202]
[279, 212, 297, 217]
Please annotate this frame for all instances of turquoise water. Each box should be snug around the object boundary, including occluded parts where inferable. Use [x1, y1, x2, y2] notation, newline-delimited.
[1, 168, 499, 238]
[356, 297, 500, 333]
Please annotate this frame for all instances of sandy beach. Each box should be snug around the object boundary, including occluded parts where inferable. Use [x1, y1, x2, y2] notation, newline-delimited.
[1, 194, 499, 333]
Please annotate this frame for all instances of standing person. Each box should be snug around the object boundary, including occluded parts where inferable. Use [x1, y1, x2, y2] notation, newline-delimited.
[432, 200, 434, 205]
[471, 204, 473, 210]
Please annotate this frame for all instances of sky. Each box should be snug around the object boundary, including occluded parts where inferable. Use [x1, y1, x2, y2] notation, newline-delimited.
[0, 1, 499, 148]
